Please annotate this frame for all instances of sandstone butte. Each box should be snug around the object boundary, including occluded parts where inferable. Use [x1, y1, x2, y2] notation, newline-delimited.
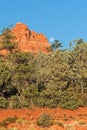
[0, 22, 50, 54]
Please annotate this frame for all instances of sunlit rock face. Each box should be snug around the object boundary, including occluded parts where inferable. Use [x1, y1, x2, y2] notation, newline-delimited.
[11, 22, 50, 53]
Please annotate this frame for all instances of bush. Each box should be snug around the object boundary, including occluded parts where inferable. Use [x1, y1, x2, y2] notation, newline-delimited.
[0, 127, 7, 130]
[16, 118, 27, 125]
[20, 99, 30, 108]
[35, 91, 59, 108]
[0, 97, 8, 108]
[0, 116, 17, 128]
[4, 116, 17, 124]
[59, 92, 79, 110]
[36, 113, 52, 127]
[0, 120, 7, 127]
[78, 119, 86, 125]
[45, 99, 58, 108]
[80, 94, 87, 106]
[9, 128, 19, 130]
[35, 97, 46, 107]
[8, 96, 21, 108]
[57, 121, 64, 128]
[66, 125, 75, 130]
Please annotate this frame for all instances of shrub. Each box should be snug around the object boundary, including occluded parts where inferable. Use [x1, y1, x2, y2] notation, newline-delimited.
[9, 127, 19, 130]
[0, 97, 8, 108]
[20, 100, 30, 107]
[80, 94, 87, 106]
[0, 128, 7, 130]
[0, 121, 7, 127]
[66, 125, 76, 130]
[45, 99, 58, 108]
[35, 95, 58, 108]
[34, 96, 46, 107]
[78, 119, 86, 125]
[36, 113, 52, 127]
[63, 118, 69, 121]
[8, 96, 21, 108]
[4, 116, 17, 124]
[0, 116, 17, 127]
[9, 128, 19, 130]
[16, 118, 26, 125]
[53, 119, 64, 127]
[57, 121, 64, 128]
[59, 92, 79, 110]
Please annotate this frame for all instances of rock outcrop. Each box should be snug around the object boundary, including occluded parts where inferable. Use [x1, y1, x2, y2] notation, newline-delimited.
[11, 22, 50, 53]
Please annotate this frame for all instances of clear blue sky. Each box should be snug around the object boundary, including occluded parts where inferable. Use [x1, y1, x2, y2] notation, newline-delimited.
[0, 0, 87, 49]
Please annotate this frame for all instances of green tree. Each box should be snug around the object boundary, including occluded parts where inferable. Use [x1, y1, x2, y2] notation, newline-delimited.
[35, 52, 50, 92]
[0, 26, 17, 52]
[9, 52, 36, 105]
[51, 40, 62, 51]
[0, 60, 11, 96]
[35, 50, 71, 108]
[71, 42, 87, 93]
[47, 40, 62, 53]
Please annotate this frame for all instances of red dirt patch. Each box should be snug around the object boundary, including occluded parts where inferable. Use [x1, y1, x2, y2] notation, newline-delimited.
[0, 107, 87, 130]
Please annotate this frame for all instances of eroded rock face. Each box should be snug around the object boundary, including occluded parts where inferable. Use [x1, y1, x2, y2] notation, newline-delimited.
[11, 22, 50, 53]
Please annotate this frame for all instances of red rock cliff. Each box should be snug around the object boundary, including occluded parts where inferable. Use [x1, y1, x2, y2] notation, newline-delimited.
[11, 22, 50, 53]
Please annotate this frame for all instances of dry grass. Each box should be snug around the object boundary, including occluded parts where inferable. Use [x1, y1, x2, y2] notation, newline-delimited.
[78, 119, 86, 125]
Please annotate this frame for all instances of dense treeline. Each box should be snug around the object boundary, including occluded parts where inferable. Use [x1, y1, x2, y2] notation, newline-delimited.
[0, 27, 87, 109]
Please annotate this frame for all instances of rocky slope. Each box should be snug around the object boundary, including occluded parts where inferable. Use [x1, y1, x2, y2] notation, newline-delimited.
[11, 22, 50, 53]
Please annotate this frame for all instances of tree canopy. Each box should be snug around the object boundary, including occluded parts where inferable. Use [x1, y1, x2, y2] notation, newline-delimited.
[0, 26, 87, 109]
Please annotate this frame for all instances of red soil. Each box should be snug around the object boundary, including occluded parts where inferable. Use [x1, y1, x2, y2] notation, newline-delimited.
[0, 107, 87, 130]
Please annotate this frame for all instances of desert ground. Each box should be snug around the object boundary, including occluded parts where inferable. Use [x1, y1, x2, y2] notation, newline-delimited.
[0, 107, 87, 130]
